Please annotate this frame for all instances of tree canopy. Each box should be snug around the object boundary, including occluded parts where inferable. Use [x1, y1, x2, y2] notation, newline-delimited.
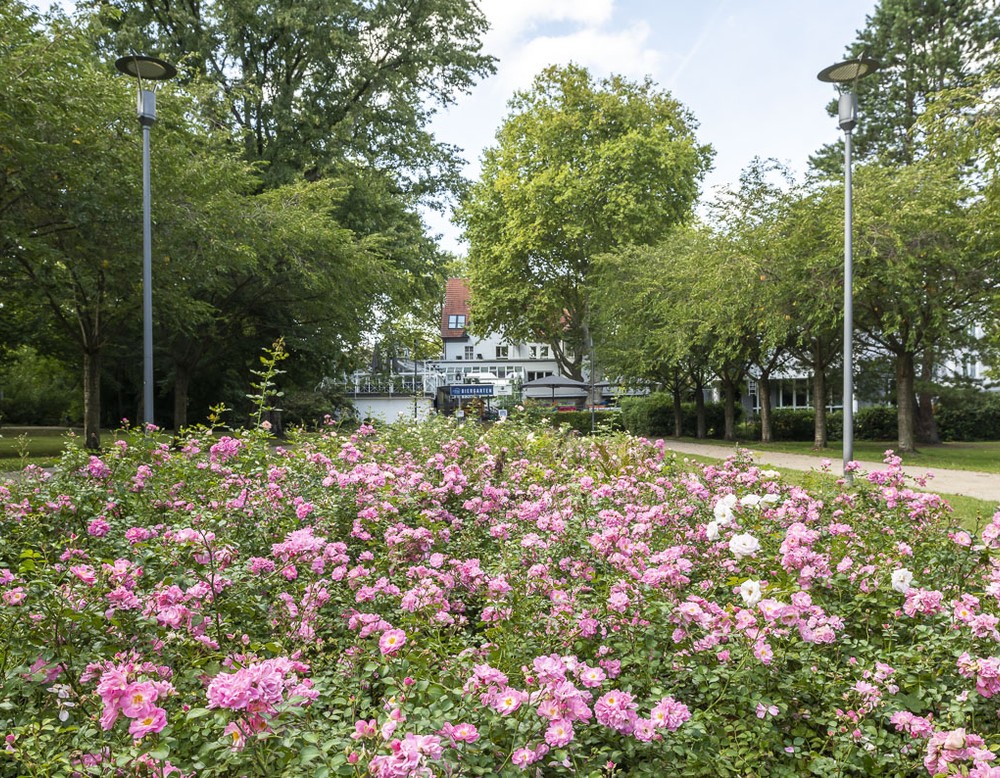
[457, 63, 713, 379]
[94, 0, 496, 196]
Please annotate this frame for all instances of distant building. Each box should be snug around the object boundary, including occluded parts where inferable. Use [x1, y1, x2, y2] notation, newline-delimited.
[431, 278, 564, 387]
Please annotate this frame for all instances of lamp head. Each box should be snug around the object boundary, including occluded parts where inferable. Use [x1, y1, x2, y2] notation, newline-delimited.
[115, 55, 177, 82]
[817, 57, 879, 85]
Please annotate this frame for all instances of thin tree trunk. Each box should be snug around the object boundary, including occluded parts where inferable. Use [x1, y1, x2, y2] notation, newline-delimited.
[723, 378, 737, 442]
[694, 382, 706, 439]
[758, 376, 773, 444]
[812, 363, 828, 449]
[174, 363, 191, 432]
[916, 350, 940, 445]
[83, 350, 101, 450]
[896, 351, 917, 453]
[672, 382, 683, 439]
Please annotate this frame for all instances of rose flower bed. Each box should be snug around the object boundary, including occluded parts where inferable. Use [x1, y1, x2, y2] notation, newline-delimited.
[2, 415, 1000, 777]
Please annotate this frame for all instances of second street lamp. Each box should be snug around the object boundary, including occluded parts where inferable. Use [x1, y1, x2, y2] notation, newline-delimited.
[115, 54, 177, 429]
[817, 56, 879, 482]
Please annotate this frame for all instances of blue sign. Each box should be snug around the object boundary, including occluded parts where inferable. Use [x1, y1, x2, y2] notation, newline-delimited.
[449, 384, 494, 397]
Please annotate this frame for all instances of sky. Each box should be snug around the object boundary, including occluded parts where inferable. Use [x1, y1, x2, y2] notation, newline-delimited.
[35, 0, 881, 253]
[424, 0, 880, 253]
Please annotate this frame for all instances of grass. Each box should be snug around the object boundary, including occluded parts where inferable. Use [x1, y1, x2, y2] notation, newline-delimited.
[675, 436, 1000, 474]
[0, 426, 81, 469]
[669, 450, 996, 532]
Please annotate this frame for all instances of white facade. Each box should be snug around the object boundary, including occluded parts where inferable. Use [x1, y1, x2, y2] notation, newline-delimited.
[432, 330, 564, 387]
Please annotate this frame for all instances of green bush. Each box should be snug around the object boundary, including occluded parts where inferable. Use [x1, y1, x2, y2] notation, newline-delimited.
[619, 393, 736, 438]
[541, 410, 624, 435]
[770, 409, 815, 441]
[0, 346, 79, 426]
[935, 391, 1000, 441]
[855, 405, 898, 440]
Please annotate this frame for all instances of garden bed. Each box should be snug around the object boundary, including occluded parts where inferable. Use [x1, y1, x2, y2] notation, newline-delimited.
[1, 417, 998, 776]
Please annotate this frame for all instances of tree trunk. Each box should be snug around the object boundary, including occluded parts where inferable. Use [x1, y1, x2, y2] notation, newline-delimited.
[723, 378, 737, 442]
[916, 350, 940, 445]
[896, 351, 917, 453]
[672, 382, 683, 439]
[694, 382, 706, 439]
[812, 363, 828, 449]
[174, 362, 191, 432]
[758, 376, 773, 444]
[83, 350, 101, 450]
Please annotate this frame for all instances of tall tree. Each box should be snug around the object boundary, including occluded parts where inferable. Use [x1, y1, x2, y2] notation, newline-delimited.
[777, 187, 850, 449]
[850, 158, 993, 452]
[93, 0, 495, 196]
[458, 63, 713, 380]
[0, 4, 153, 445]
[811, 0, 1000, 172]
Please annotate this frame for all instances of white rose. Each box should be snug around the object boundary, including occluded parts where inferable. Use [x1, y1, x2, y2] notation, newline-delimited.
[739, 579, 762, 607]
[705, 521, 720, 541]
[729, 532, 761, 560]
[713, 497, 736, 525]
[740, 494, 762, 507]
[760, 469, 781, 479]
[760, 493, 780, 504]
[891, 568, 914, 594]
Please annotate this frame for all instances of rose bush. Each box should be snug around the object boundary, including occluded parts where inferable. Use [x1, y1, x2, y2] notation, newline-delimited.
[1, 414, 999, 776]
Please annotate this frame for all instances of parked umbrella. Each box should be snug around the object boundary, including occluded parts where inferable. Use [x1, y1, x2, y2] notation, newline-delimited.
[521, 374, 589, 405]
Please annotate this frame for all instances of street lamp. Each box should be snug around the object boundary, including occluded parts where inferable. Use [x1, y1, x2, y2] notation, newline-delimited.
[817, 56, 879, 481]
[115, 54, 177, 429]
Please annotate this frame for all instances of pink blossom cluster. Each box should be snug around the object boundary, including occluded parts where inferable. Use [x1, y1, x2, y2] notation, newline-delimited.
[957, 653, 1000, 698]
[368, 733, 444, 778]
[1, 568, 26, 606]
[84, 656, 175, 740]
[206, 655, 315, 713]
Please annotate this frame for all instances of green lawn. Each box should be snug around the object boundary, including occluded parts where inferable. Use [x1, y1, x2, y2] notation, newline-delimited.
[677, 436, 1000, 474]
[672, 450, 997, 531]
[0, 426, 80, 468]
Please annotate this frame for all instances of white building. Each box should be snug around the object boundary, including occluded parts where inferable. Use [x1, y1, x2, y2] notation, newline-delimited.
[430, 278, 564, 388]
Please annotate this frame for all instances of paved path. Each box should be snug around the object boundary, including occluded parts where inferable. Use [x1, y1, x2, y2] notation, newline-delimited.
[656, 439, 1000, 506]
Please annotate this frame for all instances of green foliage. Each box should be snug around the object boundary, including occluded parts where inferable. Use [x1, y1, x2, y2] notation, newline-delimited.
[811, 0, 1000, 172]
[0, 346, 79, 426]
[935, 392, 1000, 442]
[534, 410, 624, 436]
[854, 406, 899, 441]
[99, 0, 496, 198]
[619, 393, 735, 439]
[459, 64, 712, 378]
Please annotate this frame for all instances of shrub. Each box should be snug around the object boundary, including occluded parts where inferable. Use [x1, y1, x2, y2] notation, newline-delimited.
[855, 405, 898, 440]
[541, 409, 624, 435]
[769, 409, 815, 441]
[935, 391, 1000, 441]
[1, 417, 997, 776]
[619, 394, 735, 439]
[0, 345, 79, 426]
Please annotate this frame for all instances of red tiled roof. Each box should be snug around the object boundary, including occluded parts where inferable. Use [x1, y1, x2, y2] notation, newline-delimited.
[441, 278, 471, 338]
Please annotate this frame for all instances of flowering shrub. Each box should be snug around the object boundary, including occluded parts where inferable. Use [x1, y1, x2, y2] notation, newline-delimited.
[1, 416, 999, 776]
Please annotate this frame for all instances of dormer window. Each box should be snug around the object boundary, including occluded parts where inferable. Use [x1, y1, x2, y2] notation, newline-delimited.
[448, 314, 466, 329]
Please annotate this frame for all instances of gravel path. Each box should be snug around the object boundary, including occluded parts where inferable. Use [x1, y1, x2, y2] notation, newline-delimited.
[656, 439, 1000, 506]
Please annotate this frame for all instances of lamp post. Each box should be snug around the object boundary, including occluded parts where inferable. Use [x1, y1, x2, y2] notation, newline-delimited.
[115, 54, 177, 429]
[817, 57, 879, 481]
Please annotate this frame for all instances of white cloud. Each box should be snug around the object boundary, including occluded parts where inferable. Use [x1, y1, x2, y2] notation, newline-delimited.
[485, 0, 616, 45]
[495, 23, 662, 94]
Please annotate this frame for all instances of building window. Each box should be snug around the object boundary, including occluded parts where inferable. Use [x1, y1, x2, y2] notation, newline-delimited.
[529, 345, 538, 359]
[539, 345, 550, 359]
[464, 345, 474, 360]
[527, 371, 553, 382]
[448, 314, 466, 329]
[495, 345, 509, 359]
